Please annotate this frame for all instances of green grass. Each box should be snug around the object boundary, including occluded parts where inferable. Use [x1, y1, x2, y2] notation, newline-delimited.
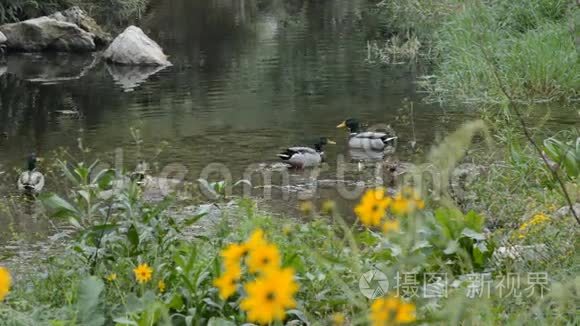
[368, 0, 579, 103]
[0, 0, 148, 25]
[433, 0, 579, 103]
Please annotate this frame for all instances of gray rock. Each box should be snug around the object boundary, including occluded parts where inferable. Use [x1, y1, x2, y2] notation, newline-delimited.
[493, 244, 548, 261]
[0, 31, 6, 44]
[50, 6, 111, 46]
[0, 17, 95, 52]
[554, 203, 580, 220]
[103, 26, 171, 66]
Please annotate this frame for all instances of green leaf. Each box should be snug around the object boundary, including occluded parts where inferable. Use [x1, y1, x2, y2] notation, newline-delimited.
[41, 193, 79, 217]
[287, 310, 309, 324]
[461, 228, 486, 241]
[76, 277, 105, 326]
[443, 240, 459, 255]
[127, 224, 140, 249]
[91, 223, 119, 233]
[207, 317, 236, 326]
[464, 211, 485, 231]
[182, 213, 207, 227]
[112, 317, 138, 326]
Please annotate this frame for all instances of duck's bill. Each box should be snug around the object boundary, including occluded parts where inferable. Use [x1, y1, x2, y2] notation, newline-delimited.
[336, 121, 346, 128]
[327, 140, 337, 145]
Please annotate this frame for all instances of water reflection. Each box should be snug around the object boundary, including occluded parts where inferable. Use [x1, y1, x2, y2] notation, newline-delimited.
[106, 64, 168, 92]
[1, 53, 98, 84]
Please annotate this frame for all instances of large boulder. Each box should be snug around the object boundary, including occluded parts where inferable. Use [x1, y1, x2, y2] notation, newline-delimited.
[103, 26, 171, 66]
[50, 6, 111, 46]
[0, 17, 95, 52]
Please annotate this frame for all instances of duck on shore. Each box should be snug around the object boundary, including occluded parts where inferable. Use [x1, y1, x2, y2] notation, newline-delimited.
[278, 137, 336, 168]
[130, 160, 151, 186]
[17, 153, 45, 195]
[337, 118, 397, 151]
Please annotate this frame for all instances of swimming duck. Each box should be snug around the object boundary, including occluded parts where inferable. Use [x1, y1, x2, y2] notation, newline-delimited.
[277, 137, 336, 168]
[337, 118, 397, 151]
[17, 153, 45, 195]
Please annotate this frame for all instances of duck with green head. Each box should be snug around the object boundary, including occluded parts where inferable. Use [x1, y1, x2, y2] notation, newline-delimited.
[18, 153, 45, 195]
[337, 118, 397, 151]
[277, 137, 336, 168]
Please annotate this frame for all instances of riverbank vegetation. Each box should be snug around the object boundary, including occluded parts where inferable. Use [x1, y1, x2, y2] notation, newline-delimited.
[0, 0, 148, 25]
[368, 0, 578, 103]
[0, 152, 577, 324]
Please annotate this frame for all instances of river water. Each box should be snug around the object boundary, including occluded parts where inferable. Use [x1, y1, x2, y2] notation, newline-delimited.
[0, 0, 576, 244]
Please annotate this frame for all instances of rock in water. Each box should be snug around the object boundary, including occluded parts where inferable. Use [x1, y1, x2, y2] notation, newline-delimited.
[0, 17, 95, 52]
[103, 26, 171, 66]
[50, 6, 112, 46]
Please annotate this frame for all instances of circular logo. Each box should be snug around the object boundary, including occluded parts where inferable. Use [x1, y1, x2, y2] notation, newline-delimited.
[359, 269, 389, 299]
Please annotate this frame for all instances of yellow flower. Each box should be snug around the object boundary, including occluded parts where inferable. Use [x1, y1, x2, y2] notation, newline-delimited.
[245, 229, 268, 252]
[213, 264, 242, 300]
[240, 268, 299, 325]
[331, 312, 346, 325]
[133, 263, 153, 284]
[247, 243, 281, 274]
[396, 302, 417, 323]
[221, 243, 248, 267]
[106, 273, 117, 282]
[158, 280, 166, 293]
[355, 188, 391, 227]
[321, 200, 337, 215]
[370, 296, 416, 325]
[213, 273, 238, 300]
[390, 188, 425, 215]
[0, 266, 12, 301]
[529, 213, 550, 225]
[299, 201, 315, 215]
[516, 213, 550, 239]
[382, 220, 400, 234]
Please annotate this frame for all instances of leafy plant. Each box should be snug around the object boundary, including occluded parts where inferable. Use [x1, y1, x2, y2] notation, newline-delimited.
[543, 135, 580, 179]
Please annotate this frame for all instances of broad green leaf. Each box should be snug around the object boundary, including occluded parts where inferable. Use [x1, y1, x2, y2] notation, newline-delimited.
[127, 224, 139, 249]
[443, 240, 459, 255]
[464, 211, 485, 231]
[112, 317, 138, 326]
[461, 228, 486, 241]
[41, 193, 79, 217]
[207, 317, 236, 326]
[76, 276, 105, 326]
[287, 310, 309, 324]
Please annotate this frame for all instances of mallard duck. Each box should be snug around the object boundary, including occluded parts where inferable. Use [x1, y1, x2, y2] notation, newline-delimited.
[337, 118, 397, 151]
[130, 160, 151, 186]
[17, 153, 45, 195]
[277, 137, 336, 168]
